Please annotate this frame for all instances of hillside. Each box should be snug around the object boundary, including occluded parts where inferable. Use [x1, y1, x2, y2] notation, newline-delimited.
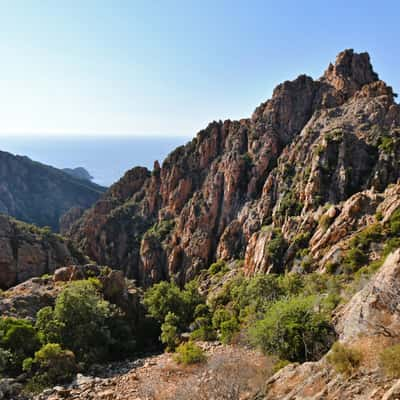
[69, 49, 400, 287]
[0, 151, 106, 231]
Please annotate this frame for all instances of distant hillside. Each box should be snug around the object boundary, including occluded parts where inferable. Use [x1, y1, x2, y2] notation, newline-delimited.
[62, 166, 94, 182]
[0, 151, 106, 230]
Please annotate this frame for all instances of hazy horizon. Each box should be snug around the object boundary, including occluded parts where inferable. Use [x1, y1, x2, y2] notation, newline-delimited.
[1, 135, 190, 186]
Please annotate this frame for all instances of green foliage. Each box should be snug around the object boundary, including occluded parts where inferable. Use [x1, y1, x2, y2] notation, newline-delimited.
[52, 280, 112, 363]
[174, 342, 206, 365]
[272, 359, 291, 374]
[327, 342, 362, 376]
[390, 208, 400, 236]
[220, 317, 240, 344]
[0, 317, 40, 373]
[35, 307, 63, 344]
[212, 308, 234, 330]
[36, 280, 136, 365]
[160, 312, 180, 351]
[383, 237, 400, 256]
[344, 247, 368, 273]
[144, 219, 175, 242]
[379, 344, 400, 378]
[319, 214, 332, 231]
[265, 229, 287, 269]
[250, 296, 333, 362]
[208, 260, 228, 275]
[144, 280, 203, 330]
[378, 136, 394, 153]
[25, 343, 77, 386]
[277, 192, 303, 218]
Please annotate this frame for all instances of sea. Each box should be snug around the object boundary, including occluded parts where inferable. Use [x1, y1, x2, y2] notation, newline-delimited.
[0, 135, 190, 187]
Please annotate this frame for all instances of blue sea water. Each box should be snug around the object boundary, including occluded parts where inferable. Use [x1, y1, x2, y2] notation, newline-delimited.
[0, 135, 190, 186]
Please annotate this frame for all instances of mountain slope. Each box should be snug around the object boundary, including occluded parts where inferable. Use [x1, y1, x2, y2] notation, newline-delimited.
[0, 214, 85, 289]
[68, 49, 400, 286]
[0, 151, 106, 230]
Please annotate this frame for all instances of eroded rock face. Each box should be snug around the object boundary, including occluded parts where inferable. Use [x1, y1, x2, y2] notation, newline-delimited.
[0, 215, 81, 289]
[68, 49, 400, 286]
[336, 249, 400, 341]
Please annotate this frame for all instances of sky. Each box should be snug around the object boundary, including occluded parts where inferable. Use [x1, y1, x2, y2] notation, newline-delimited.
[0, 0, 399, 137]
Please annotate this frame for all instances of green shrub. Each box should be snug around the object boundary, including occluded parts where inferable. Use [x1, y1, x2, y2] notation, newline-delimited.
[0, 317, 40, 373]
[160, 312, 180, 351]
[319, 214, 332, 231]
[383, 237, 400, 256]
[37, 279, 136, 365]
[344, 247, 368, 272]
[26, 343, 77, 385]
[220, 317, 239, 344]
[174, 342, 206, 365]
[277, 192, 303, 218]
[272, 359, 291, 374]
[327, 342, 362, 376]
[390, 208, 400, 235]
[265, 229, 287, 269]
[144, 280, 203, 329]
[250, 296, 333, 362]
[208, 260, 228, 275]
[379, 344, 400, 378]
[379, 136, 394, 153]
[211, 308, 234, 330]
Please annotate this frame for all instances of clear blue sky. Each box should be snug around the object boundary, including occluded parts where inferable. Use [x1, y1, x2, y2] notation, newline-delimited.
[0, 0, 398, 137]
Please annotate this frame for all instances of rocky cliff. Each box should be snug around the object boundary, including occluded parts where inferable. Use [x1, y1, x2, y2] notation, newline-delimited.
[0, 214, 85, 289]
[68, 49, 400, 287]
[0, 151, 106, 231]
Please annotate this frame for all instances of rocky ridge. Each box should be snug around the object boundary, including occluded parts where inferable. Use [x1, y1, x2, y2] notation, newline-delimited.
[68, 49, 400, 286]
[0, 151, 105, 231]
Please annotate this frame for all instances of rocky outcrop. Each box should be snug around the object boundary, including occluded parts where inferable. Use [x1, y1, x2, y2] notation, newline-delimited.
[0, 263, 141, 320]
[336, 249, 400, 341]
[0, 215, 84, 289]
[0, 151, 105, 231]
[68, 49, 400, 286]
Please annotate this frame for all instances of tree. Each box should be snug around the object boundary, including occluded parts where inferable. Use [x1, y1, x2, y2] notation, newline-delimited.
[250, 295, 333, 362]
[53, 280, 112, 363]
[0, 317, 40, 373]
[25, 343, 77, 385]
[160, 312, 180, 351]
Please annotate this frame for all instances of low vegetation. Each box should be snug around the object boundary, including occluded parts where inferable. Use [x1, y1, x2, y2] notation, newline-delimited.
[379, 344, 400, 378]
[326, 342, 362, 376]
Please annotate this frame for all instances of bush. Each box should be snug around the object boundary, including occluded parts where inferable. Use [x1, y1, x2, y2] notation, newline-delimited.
[26, 343, 77, 385]
[144, 280, 203, 329]
[344, 247, 368, 272]
[160, 312, 180, 351]
[250, 296, 333, 362]
[379, 344, 400, 378]
[265, 229, 287, 270]
[220, 318, 240, 344]
[390, 208, 400, 236]
[327, 342, 362, 376]
[0, 317, 40, 373]
[36, 279, 136, 365]
[208, 260, 228, 275]
[174, 342, 206, 365]
[272, 359, 291, 374]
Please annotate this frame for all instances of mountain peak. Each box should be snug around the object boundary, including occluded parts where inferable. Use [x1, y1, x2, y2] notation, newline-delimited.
[322, 49, 379, 96]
